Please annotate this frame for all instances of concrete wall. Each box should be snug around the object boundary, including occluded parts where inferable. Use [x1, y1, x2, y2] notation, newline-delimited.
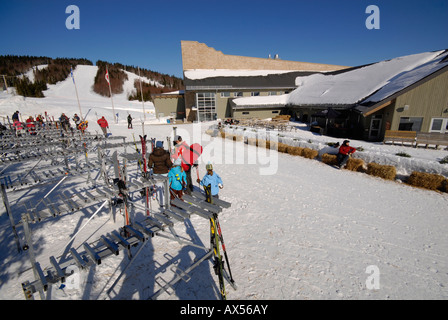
[233, 108, 283, 120]
[153, 95, 185, 120]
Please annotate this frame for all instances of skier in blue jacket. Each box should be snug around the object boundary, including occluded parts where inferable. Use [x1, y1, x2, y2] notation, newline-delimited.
[197, 163, 223, 198]
[168, 158, 187, 199]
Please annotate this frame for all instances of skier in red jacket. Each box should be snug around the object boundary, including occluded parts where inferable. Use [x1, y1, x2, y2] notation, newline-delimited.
[97, 116, 109, 137]
[337, 140, 356, 168]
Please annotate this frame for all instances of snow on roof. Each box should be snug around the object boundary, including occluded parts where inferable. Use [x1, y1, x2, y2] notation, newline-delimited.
[184, 69, 299, 80]
[232, 94, 289, 108]
[361, 50, 448, 104]
[287, 50, 446, 106]
[161, 90, 185, 95]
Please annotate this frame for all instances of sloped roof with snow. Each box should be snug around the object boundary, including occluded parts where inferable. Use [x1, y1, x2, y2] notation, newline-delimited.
[232, 94, 289, 109]
[360, 50, 448, 105]
[287, 50, 448, 107]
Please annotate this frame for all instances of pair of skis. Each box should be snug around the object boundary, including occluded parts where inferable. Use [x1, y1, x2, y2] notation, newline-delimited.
[204, 184, 235, 300]
[139, 135, 150, 216]
[113, 151, 130, 227]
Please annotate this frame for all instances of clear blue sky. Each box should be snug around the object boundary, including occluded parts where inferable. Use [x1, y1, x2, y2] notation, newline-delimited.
[1, 0, 447, 77]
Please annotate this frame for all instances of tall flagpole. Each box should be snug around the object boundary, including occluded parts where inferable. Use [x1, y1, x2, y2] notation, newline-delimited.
[106, 65, 117, 123]
[71, 66, 83, 119]
[138, 67, 146, 122]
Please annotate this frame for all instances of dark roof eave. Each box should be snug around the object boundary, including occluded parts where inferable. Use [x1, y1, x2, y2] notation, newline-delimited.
[286, 103, 356, 110]
[232, 104, 286, 110]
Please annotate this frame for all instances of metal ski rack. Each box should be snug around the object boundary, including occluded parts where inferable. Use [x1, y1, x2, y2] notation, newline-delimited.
[3, 129, 235, 300]
[20, 180, 235, 300]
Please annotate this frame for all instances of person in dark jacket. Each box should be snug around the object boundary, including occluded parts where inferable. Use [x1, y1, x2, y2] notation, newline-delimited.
[60, 113, 70, 132]
[148, 141, 172, 175]
[337, 140, 356, 168]
[127, 114, 133, 129]
[12, 111, 19, 122]
[149, 141, 172, 208]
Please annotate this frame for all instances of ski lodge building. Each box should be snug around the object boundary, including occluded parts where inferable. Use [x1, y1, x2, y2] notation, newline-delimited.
[179, 40, 347, 122]
[152, 41, 448, 141]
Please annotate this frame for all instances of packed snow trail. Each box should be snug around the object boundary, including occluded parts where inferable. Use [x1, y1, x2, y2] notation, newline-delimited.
[212, 138, 448, 300]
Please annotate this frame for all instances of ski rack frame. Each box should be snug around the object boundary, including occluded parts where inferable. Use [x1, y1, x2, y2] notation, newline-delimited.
[20, 177, 235, 300]
[1, 131, 131, 253]
[4, 134, 235, 300]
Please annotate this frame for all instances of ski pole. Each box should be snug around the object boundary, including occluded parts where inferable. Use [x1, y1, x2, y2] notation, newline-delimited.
[215, 215, 234, 284]
[131, 133, 143, 172]
[58, 200, 108, 257]
[195, 166, 201, 186]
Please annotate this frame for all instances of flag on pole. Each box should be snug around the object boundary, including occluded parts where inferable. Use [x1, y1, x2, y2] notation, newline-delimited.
[70, 66, 75, 83]
[105, 68, 110, 84]
[70, 66, 83, 119]
[105, 65, 117, 123]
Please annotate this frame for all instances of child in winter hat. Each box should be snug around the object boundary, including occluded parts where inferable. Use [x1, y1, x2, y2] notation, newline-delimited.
[198, 162, 223, 197]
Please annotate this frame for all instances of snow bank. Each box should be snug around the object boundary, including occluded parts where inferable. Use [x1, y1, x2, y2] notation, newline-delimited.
[219, 123, 448, 178]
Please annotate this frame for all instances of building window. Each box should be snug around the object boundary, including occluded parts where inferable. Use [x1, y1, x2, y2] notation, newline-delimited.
[398, 117, 423, 131]
[268, 92, 278, 96]
[272, 110, 279, 114]
[430, 118, 448, 133]
[251, 92, 260, 96]
[220, 92, 231, 98]
[242, 112, 250, 115]
[234, 92, 243, 97]
[196, 92, 217, 122]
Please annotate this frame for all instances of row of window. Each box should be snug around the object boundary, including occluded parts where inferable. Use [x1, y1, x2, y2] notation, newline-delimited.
[219, 91, 283, 98]
[196, 93, 217, 122]
[195, 93, 448, 131]
[399, 117, 448, 133]
[242, 111, 279, 115]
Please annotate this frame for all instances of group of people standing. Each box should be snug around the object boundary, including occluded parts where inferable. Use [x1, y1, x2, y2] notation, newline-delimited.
[11, 111, 42, 135]
[9, 110, 106, 136]
[59, 113, 90, 134]
[10, 111, 82, 136]
[148, 135, 223, 206]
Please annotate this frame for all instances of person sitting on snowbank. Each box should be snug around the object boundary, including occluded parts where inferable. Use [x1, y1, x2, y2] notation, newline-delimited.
[337, 140, 356, 169]
[197, 163, 223, 199]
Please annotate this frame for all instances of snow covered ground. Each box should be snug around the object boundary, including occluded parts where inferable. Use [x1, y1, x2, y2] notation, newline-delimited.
[0, 66, 447, 300]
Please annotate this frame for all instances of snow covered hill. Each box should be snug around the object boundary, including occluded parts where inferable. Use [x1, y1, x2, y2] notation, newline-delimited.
[0, 64, 157, 127]
[0, 67, 447, 301]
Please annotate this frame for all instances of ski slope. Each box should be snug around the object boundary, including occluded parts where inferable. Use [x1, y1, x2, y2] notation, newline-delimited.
[0, 65, 157, 127]
[0, 66, 447, 300]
